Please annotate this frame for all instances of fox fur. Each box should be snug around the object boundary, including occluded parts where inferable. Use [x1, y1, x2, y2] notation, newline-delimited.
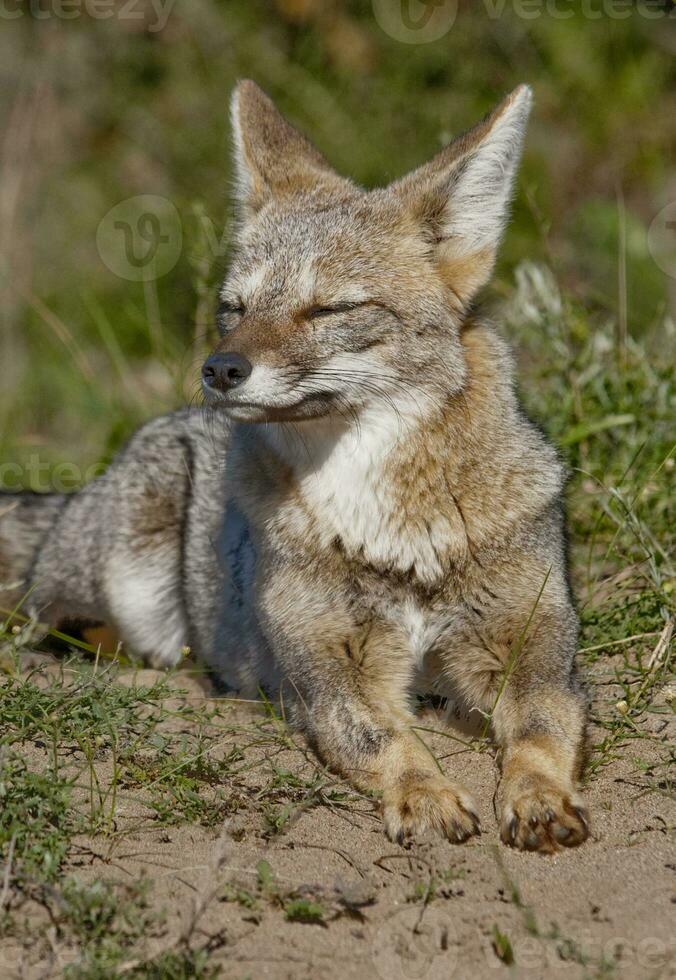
[0, 81, 589, 852]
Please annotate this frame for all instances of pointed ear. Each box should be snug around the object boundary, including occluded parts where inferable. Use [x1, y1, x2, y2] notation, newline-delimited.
[230, 80, 348, 222]
[394, 85, 533, 308]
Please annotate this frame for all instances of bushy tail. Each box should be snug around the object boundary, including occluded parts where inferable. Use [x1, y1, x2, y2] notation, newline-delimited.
[0, 492, 65, 613]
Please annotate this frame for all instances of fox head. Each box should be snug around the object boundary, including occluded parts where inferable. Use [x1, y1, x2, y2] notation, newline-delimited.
[202, 79, 532, 424]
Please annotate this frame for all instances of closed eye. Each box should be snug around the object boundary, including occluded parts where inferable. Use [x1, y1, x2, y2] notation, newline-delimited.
[216, 299, 245, 336]
[307, 301, 367, 319]
[217, 299, 245, 317]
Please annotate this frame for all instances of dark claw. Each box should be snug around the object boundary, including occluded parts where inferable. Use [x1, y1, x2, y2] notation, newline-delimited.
[545, 809, 556, 824]
[508, 817, 518, 843]
[449, 821, 468, 843]
[573, 807, 590, 834]
[529, 815, 539, 828]
[396, 830, 405, 846]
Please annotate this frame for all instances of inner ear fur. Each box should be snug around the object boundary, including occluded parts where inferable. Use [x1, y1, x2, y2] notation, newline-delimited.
[230, 79, 352, 220]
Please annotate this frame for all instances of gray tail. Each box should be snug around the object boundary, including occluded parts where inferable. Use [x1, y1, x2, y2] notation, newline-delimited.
[0, 492, 65, 613]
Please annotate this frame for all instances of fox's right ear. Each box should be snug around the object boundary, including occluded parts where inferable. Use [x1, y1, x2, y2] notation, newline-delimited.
[230, 80, 346, 223]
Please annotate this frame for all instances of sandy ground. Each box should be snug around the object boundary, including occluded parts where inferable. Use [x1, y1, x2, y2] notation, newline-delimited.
[2, 661, 674, 980]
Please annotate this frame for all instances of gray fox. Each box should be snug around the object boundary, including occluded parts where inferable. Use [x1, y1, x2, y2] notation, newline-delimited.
[0, 81, 589, 852]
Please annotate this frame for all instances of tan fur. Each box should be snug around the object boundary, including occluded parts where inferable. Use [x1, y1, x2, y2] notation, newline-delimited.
[438, 248, 495, 308]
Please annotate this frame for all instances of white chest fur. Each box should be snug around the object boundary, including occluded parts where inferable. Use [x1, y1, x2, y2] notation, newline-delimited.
[277, 397, 460, 583]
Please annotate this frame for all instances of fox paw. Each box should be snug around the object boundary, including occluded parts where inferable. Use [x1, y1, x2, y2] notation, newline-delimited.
[382, 771, 480, 844]
[499, 782, 590, 853]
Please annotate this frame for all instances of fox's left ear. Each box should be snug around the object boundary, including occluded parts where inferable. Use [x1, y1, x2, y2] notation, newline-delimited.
[394, 85, 533, 308]
[230, 79, 349, 223]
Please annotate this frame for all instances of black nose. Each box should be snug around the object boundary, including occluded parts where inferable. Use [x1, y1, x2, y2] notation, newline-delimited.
[202, 352, 253, 391]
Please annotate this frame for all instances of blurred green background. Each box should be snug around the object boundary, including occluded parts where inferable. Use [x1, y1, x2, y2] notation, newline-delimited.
[0, 0, 674, 472]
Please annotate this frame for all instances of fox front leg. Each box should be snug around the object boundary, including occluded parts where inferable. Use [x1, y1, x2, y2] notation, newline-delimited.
[260, 572, 480, 844]
[491, 613, 590, 853]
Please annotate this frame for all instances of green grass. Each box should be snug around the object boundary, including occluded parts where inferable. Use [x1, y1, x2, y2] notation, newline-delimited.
[220, 855, 376, 926]
[27, 875, 218, 979]
[0, 753, 77, 883]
